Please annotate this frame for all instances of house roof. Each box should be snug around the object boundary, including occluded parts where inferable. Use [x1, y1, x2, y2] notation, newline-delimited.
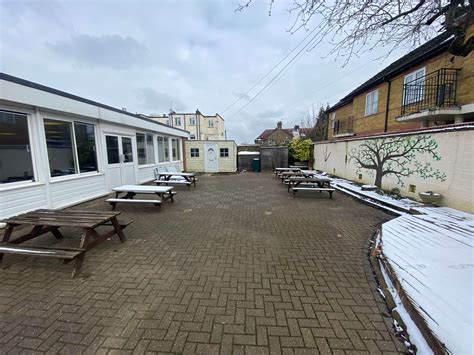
[0, 72, 189, 134]
[299, 128, 313, 138]
[327, 32, 454, 112]
[255, 127, 313, 141]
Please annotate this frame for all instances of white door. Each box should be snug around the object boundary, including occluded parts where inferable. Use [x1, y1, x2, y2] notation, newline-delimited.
[204, 143, 218, 172]
[105, 135, 136, 188]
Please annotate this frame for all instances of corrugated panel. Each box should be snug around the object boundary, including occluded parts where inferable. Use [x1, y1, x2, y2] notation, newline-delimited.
[0, 184, 48, 219]
[50, 174, 107, 208]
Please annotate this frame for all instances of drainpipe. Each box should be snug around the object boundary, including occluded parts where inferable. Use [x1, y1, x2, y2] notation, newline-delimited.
[384, 79, 391, 133]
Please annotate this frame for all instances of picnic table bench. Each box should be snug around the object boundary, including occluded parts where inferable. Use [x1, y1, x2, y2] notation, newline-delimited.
[107, 185, 176, 209]
[155, 172, 197, 189]
[279, 171, 305, 183]
[274, 167, 302, 177]
[287, 176, 335, 198]
[0, 209, 129, 278]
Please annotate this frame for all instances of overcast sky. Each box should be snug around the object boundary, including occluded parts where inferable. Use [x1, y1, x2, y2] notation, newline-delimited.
[1, 0, 418, 143]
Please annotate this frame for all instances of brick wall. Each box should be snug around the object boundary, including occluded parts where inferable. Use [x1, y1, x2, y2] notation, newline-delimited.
[327, 27, 474, 140]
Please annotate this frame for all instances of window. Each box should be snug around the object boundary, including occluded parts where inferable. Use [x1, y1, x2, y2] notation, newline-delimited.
[189, 116, 196, 125]
[365, 90, 379, 116]
[208, 119, 214, 128]
[137, 133, 155, 165]
[106, 136, 120, 164]
[174, 116, 181, 126]
[190, 148, 199, 157]
[0, 110, 34, 184]
[157, 136, 165, 162]
[164, 137, 170, 161]
[122, 137, 133, 163]
[44, 119, 76, 176]
[331, 112, 336, 128]
[74, 123, 98, 172]
[190, 134, 196, 140]
[403, 68, 425, 105]
[171, 138, 180, 160]
[220, 148, 229, 157]
[44, 119, 98, 177]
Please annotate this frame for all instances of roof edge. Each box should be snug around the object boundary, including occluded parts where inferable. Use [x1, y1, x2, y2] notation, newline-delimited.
[0, 72, 189, 134]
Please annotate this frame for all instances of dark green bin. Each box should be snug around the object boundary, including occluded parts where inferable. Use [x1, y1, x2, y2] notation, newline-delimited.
[252, 157, 261, 172]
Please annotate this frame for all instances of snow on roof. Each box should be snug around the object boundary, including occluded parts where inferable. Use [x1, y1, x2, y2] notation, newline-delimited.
[382, 210, 474, 354]
[238, 151, 260, 155]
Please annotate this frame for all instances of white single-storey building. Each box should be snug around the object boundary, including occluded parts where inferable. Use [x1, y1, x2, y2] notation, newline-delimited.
[0, 73, 189, 219]
[184, 140, 237, 173]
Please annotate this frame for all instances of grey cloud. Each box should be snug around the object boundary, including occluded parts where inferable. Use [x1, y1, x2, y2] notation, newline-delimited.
[137, 87, 185, 113]
[47, 34, 150, 69]
[257, 109, 284, 119]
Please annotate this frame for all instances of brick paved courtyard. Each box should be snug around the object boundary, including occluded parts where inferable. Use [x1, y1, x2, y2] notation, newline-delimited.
[0, 173, 404, 354]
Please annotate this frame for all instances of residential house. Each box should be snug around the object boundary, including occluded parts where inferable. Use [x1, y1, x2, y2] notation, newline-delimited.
[327, 27, 474, 140]
[255, 121, 313, 145]
[149, 110, 225, 141]
[0, 73, 188, 219]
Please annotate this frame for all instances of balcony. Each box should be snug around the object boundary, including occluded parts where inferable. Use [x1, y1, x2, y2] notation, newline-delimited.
[400, 68, 460, 117]
[333, 116, 354, 137]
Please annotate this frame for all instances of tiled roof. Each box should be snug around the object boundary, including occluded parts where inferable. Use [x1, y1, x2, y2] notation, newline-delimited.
[328, 32, 454, 112]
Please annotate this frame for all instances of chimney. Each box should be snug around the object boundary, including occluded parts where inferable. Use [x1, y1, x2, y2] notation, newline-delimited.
[277, 121, 282, 129]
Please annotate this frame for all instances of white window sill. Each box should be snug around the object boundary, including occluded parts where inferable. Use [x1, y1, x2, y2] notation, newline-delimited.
[0, 181, 45, 192]
[50, 171, 105, 184]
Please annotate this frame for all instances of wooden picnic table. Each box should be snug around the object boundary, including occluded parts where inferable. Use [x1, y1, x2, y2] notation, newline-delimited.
[156, 172, 197, 188]
[279, 171, 305, 183]
[108, 185, 175, 209]
[0, 209, 128, 278]
[287, 175, 333, 192]
[274, 167, 302, 176]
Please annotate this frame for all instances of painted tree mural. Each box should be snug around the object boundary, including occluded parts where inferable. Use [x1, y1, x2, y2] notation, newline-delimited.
[348, 135, 447, 188]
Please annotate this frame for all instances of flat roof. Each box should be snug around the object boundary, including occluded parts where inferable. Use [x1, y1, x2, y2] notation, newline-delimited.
[0, 72, 189, 134]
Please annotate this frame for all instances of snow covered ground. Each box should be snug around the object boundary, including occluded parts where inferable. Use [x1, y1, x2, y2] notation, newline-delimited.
[321, 173, 474, 353]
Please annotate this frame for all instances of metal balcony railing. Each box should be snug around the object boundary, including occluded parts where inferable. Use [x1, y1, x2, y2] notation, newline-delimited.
[333, 116, 354, 136]
[400, 68, 460, 116]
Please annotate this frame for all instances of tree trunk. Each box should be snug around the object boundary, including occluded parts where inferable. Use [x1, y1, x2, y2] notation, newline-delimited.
[374, 169, 383, 187]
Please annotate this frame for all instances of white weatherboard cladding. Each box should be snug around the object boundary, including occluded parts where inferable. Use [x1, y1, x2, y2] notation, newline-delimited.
[0, 184, 47, 218]
[0, 78, 187, 219]
[0, 79, 188, 138]
[49, 174, 107, 208]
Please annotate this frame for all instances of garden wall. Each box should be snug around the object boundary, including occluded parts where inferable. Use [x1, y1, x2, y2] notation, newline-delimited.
[313, 125, 474, 213]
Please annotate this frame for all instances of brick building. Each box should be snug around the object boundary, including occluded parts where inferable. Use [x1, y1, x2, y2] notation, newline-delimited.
[255, 121, 313, 145]
[327, 25, 474, 140]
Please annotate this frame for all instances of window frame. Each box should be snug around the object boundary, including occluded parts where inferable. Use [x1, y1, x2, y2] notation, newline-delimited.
[364, 89, 379, 116]
[0, 109, 37, 187]
[43, 117, 99, 180]
[171, 138, 181, 161]
[190, 148, 200, 158]
[403, 67, 426, 105]
[220, 148, 229, 157]
[136, 132, 156, 166]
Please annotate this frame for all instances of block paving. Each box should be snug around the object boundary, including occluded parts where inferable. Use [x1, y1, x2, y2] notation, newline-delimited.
[0, 173, 405, 354]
